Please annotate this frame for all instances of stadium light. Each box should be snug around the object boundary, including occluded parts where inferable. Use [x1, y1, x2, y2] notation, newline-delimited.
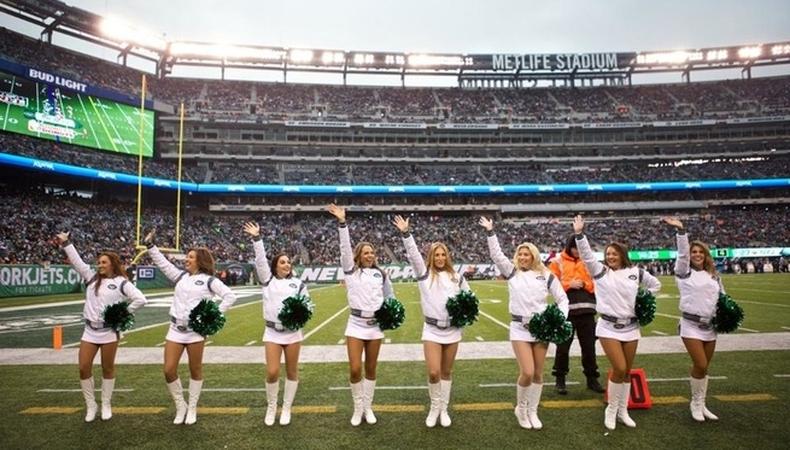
[770, 44, 790, 56]
[289, 49, 314, 64]
[321, 51, 345, 65]
[352, 53, 375, 65]
[636, 51, 704, 65]
[169, 42, 285, 61]
[99, 16, 167, 51]
[705, 49, 729, 61]
[407, 54, 470, 67]
[738, 46, 762, 59]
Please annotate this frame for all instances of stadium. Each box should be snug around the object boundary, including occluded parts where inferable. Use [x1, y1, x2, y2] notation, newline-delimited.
[0, 0, 788, 448]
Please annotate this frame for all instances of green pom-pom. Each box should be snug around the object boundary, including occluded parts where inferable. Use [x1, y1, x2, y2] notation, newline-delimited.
[278, 294, 315, 331]
[189, 299, 226, 336]
[713, 293, 744, 333]
[528, 303, 573, 344]
[375, 298, 406, 330]
[635, 289, 657, 327]
[446, 290, 479, 328]
[102, 302, 135, 332]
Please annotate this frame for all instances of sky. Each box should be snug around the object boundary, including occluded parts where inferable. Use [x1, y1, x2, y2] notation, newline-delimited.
[2, 0, 789, 86]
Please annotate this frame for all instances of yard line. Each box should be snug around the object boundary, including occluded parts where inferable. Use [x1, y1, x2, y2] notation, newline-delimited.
[113, 102, 152, 155]
[38, 388, 134, 392]
[201, 388, 266, 392]
[304, 305, 349, 341]
[385, 338, 392, 344]
[87, 96, 117, 151]
[782, 327, 790, 331]
[739, 327, 760, 333]
[649, 376, 727, 382]
[156, 341, 166, 347]
[475, 336, 485, 341]
[773, 374, 790, 378]
[336, 339, 345, 345]
[205, 341, 213, 346]
[479, 382, 581, 388]
[245, 341, 257, 346]
[94, 98, 131, 153]
[329, 385, 427, 391]
[478, 309, 510, 330]
[734, 300, 790, 309]
[726, 287, 790, 295]
[651, 330, 668, 336]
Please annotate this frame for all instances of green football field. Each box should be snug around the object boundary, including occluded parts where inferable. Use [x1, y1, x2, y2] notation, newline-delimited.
[0, 274, 788, 448]
[0, 70, 154, 157]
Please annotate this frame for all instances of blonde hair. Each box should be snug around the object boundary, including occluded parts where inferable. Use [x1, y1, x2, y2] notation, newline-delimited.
[427, 242, 458, 284]
[690, 240, 717, 276]
[512, 242, 549, 274]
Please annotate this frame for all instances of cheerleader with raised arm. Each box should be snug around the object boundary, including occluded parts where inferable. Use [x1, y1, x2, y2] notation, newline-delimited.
[394, 215, 471, 428]
[244, 221, 309, 426]
[479, 217, 569, 430]
[571, 216, 661, 431]
[57, 232, 147, 422]
[144, 230, 236, 425]
[327, 204, 394, 426]
[664, 217, 721, 422]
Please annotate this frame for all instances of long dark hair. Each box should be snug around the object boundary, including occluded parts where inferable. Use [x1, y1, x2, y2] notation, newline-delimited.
[269, 252, 293, 279]
[89, 251, 127, 295]
[191, 247, 215, 275]
[605, 242, 633, 269]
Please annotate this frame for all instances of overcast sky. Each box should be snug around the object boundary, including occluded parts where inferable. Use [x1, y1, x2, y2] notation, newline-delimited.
[3, 0, 790, 85]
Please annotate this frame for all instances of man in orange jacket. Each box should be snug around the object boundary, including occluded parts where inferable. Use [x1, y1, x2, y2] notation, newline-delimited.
[548, 234, 605, 394]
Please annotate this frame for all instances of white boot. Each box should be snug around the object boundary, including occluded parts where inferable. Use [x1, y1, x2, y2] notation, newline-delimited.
[166, 379, 187, 425]
[617, 382, 636, 428]
[689, 376, 706, 422]
[439, 379, 452, 427]
[526, 383, 544, 430]
[280, 380, 298, 425]
[80, 378, 98, 423]
[184, 379, 202, 425]
[101, 378, 115, 421]
[700, 376, 719, 421]
[362, 378, 377, 424]
[425, 382, 441, 427]
[349, 381, 364, 426]
[604, 379, 618, 430]
[515, 384, 531, 429]
[265, 381, 279, 426]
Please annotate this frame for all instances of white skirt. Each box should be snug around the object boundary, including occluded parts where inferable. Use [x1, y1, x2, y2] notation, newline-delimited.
[509, 321, 539, 342]
[678, 319, 717, 341]
[344, 315, 384, 341]
[595, 318, 641, 341]
[81, 326, 119, 345]
[263, 327, 303, 345]
[165, 323, 206, 344]
[421, 323, 462, 344]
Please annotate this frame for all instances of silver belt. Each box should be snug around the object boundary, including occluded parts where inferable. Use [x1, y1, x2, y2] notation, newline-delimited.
[425, 316, 451, 330]
[511, 314, 532, 330]
[600, 314, 638, 330]
[350, 308, 378, 326]
[682, 312, 713, 330]
[170, 316, 191, 332]
[85, 319, 110, 331]
[265, 320, 287, 332]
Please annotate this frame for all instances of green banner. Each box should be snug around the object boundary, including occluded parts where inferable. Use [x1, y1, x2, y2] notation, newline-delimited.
[0, 265, 84, 298]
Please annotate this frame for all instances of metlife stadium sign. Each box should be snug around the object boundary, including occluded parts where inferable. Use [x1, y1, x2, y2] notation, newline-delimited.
[490, 53, 626, 71]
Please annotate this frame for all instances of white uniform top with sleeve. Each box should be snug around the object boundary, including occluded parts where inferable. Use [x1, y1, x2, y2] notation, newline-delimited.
[674, 232, 722, 340]
[63, 242, 147, 344]
[576, 234, 661, 341]
[149, 245, 237, 343]
[487, 232, 569, 341]
[253, 239, 309, 344]
[403, 233, 469, 344]
[338, 224, 394, 340]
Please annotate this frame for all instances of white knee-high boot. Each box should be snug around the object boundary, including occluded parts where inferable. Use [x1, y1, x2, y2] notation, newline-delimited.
[80, 377, 98, 423]
[280, 379, 298, 425]
[604, 379, 618, 430]
[425, 382, 441, 427]
[700, 376, 719, 421]
[514, 384, 531, 429]
[690, 376, 706, 422]
[349, 381, 364, 426]
[439, 379, 452, 427]
[617, 382, 636, 428]
[526, 383, 544, 430]
[362, 378, 377, 424]
[166, 379, 187, 425]
[265, 381, 279, 426]
[185, 379, 203, 425]
[101, 378, 115, 421]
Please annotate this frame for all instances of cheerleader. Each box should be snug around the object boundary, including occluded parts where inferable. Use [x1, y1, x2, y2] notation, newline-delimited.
[56, 232, 147, 422]
[479, 217, 569, 430]
[393, 215, 469, 428]
[663, 217, 721, 422]
[571, 216, 661, 430]
[327, 204, 394, 426]
[244, 221, 308, 426]
[144, 230, 236, 425]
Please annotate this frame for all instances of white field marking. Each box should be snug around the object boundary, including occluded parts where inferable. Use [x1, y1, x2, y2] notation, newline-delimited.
[734, 300, 790, 309]
[329, 385, 427, 391]
[205, 341, 213, 346]
[303, 305, 349, 341]
[337, 339, 345, 345]
[649, 376, 727, 382]
[651, 330, 668, 336]
[156, 341, 166, 347]
[656, 312, 682, 320]
[245, 341, 257, 346]
[479, 382, 581, 388]
[725, 287, 790, 295]
[385, 338, 392, 344]
[0, 321, 85, 335]
[201, 388, 266, 392]
[773, 374, 790, 378]
[782, 327, 790, 331]
[38, 388, 135, 392]
[475, 336, 485, 341]
[738, 327, 760, 333]
[478, 310, 510, 330]
[119, 341, 128, 346]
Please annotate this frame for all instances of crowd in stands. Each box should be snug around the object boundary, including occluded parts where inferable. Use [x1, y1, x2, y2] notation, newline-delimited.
[2, 187, 787, 268]
[3, 27, 790, 124]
